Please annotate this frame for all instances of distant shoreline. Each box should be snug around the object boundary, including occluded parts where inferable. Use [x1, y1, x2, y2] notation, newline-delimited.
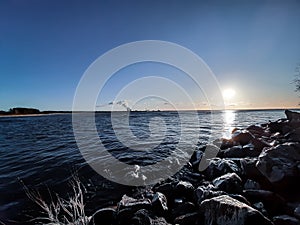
[1, 108, 300, 118]
[0, 112, 68, 118]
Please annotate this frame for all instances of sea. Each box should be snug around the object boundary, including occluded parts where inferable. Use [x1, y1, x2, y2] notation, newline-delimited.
[0, 109, 293, 224]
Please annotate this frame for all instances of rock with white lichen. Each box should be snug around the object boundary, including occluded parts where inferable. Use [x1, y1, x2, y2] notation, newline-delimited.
[200, 195, 273, 225]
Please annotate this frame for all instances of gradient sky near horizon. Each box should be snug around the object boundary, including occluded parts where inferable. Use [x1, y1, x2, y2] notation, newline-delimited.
[1, 0, 300, 111]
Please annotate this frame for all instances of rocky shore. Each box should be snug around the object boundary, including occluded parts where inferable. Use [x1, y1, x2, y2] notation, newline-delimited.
[89, 110, 300, 225]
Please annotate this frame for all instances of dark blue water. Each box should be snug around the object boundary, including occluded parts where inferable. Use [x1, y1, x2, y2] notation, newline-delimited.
[0, 110, 287, 223]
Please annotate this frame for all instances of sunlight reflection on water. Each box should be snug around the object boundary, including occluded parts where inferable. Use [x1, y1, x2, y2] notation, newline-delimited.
[223, 110, 236, 138]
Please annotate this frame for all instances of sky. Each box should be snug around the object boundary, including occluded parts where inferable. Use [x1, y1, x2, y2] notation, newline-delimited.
[1, 0, 300, 111]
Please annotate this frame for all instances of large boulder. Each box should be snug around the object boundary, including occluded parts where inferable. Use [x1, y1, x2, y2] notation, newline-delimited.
[117, 195, 151, 214]
[232, 130, 255, 146]
[200, 195, 273, 225]
[89, 208, 116, 225]
[203, 158, 241, 180]
[246, 125, 265, 137]
[256, 143, 300, 188]
[212, 173, 243, 194]
[131, 209, 171, 225]
[285, 110, 300, 122]
[222, 145, 261, 158]
[174, 181, 194, 200]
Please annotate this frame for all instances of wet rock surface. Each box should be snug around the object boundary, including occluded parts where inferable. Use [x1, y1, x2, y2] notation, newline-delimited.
[256, 142, 300, 186]
[151, 192, 168, 214]
[212, 172, 242, 193]
[90, 110, 300, 225]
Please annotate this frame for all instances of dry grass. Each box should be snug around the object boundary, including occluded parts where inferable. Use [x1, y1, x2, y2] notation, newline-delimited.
[22, 176, 90, 225]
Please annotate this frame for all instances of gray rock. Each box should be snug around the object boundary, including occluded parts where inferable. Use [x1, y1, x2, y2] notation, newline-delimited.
[151, 192, 168, 213]
[89, 208, 116, 225]
[232, 130, 255, 145]
[200, 195, 273, 225]
[244, 179, 261, 190]
[267, 119, 287, 134]
[288, 121, 300, 130]
[251, 138, 271, 151]
[194, 184, 225, 205]
[256, 143, 300, 185]
[190, 150, 204, 169]
[174, 212, 199, 225]
[253, 201, 264, 210]
[213, 138, 234, 150]
[228, 194, 251, 206]
[246, 125, 265, 137]
[180, 170, 203, 186]
[203, 158, 241, 180]
[240, 158, 265, 179]
[131, 209, 171, 225]
[118, 195, 151, 213]
[294, 204, 300, 219]
[175, 181, 194, 199]
[223, 144, 261, 158]
[172, 202, 196, 218]
[253, 202, 268, 216]
[285, 110, 300, 122]
[153, 181, 176, 198]
[222, 145, 244, 158]
[212, 173, 242, 194]
[285, 127, 300, 142]
[273, 215, 300, 225]
[282, 126, 293, 135]
[240, 157, 257, 172]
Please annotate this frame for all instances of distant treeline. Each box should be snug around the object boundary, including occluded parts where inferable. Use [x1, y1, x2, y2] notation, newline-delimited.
[0, 107, 41, 115]
[0, 107, 74, 115]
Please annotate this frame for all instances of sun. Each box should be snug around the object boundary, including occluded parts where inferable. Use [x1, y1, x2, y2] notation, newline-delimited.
[223, 88, 236, 100]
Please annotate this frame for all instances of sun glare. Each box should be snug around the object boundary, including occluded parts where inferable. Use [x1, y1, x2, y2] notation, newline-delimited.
[223, 88, 236, 100]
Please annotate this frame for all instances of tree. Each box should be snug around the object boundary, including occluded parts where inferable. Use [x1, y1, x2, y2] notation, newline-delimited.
[294, 63, 300, 98]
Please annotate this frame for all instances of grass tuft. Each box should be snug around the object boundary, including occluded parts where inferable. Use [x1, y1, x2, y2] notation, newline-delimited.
[22, 176, 90, 225]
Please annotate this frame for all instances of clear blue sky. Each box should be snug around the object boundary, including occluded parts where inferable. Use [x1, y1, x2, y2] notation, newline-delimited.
[1, 0, 300, 111]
